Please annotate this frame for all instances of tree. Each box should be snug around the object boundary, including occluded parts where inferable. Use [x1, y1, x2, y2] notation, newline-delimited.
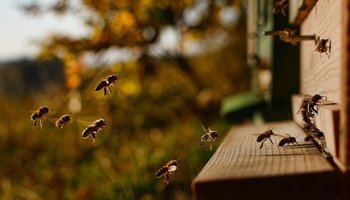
[21, 0, 246, 89]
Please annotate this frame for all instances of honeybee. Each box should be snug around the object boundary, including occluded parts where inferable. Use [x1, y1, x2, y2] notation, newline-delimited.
[81, 118, 106, 143]
[55, 114, 71, 129]
[314, 36, 331, 58]
[304, 134, 313, 142]
[272, 0, 288, 16]
[264, 28, 315, 45]
[298, 94, 326, 124]
[95, 74, 119, 95]
[155, 160, 178, 184]
[303, 122, 324, 138]
[256, 129, 278, 148]
[309, 93, 326, 114]
[278, 134, 298, 146]
[31, 106, 49, 129]
[200, 126, 219, 151]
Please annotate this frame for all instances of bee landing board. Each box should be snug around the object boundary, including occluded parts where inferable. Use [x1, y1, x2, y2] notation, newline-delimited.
[291, 94, 340, 158]
[192, 121, 336, 200]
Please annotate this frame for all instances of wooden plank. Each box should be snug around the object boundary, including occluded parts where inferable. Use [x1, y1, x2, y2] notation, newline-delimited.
[291, 94, 340, 158]
[339, 0, 350, 167]
[289, 0, 304, 24]
[300, 0, 342, 103]
[290, 0, 318, 25]
[192, 121, 336, 200]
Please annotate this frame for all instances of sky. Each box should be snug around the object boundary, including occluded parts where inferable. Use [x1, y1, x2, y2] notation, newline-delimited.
[0, 0, 87, 61]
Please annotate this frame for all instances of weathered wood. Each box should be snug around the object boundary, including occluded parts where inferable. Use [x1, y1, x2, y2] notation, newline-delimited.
[290, 0, 318, 26]
[192, 121, 336, 200]
[300, 0, 342, 103]
[340, 0, 350, 167]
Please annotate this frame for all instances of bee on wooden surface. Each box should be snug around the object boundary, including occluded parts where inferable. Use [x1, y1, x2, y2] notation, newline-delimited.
[272, 0, 288, 16]
[55, 114, 71, 129]
[303, 122, 324, 138]
[297, 94, 313, 114]
[81, 118, 106, 143]
[155, 160, 178, 184]
[304, 134, 313, 142]
[314, 36, 331, 58]
[200, 126, 219, 151]
[298, 94, 326, 124]
[31, 106, 49, 129]
[264, 28, 315, 45]
[256, 129, 278, 148]
[278, 134, 298, 146]
[95, 74, 119, 95]
[299, 108, 314, 125]
[309, 93, 326, 114]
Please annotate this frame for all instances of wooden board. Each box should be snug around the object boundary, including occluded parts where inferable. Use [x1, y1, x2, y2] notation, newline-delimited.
[300, 0, 342, 103]
[192, 121, 336, 200]
[289, 0, 318, 25]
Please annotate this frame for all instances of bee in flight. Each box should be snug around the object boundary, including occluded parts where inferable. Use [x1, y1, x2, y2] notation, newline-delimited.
[81, 118, 106, 143]
[314, 36, 331, 58]
[55, 114, 71, 129]
[255, 128, 279, 148]
[272, 0, 288, 16]
[278, 134, 299, 147]
[200, 126, 219, 151]
[95, 74, 119, 95]
[155, 160, 178, 184]
[31, 106, 49, 129]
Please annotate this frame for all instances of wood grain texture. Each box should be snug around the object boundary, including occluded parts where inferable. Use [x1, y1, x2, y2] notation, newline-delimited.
[339, 0, 350, 167]
[290, 0, 318, 25]
[300, 0, 341, 103]
[192, 121, 336, 200]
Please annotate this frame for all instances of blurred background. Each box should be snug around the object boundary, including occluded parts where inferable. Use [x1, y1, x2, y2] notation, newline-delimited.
[0, 0, 289, 199]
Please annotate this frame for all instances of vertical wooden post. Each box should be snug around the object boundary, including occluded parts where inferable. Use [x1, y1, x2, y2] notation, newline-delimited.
[340, 0, 350, 167]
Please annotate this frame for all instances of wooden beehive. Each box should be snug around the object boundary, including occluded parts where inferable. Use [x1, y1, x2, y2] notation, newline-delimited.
[192, 0, 350, 199]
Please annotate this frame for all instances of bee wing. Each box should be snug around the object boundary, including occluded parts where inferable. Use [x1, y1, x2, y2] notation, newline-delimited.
[201, 124, 208, 133]
[208, 127, 216, 133]
[200, 134, 210, 144]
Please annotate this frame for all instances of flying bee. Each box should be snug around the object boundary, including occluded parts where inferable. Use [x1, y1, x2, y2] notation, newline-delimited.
[272, 0, 288, 16]
[81, 118, 106, 143]
[255, 129, 279, 148]
[31, 106, 49, 129]
[264, 28, 315, 45]
[95, 74, 119, 95]
[55, 114, 71, 129]
[155, 160, 178, 184]
[107, 74, 119, 86]
[314, 36, 331, 58]
[278, 134, 298, 146]
[200, 126, 219, 151]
